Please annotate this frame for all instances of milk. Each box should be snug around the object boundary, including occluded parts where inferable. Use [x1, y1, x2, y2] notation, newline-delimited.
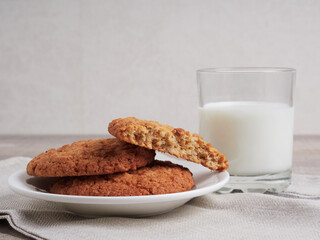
[199, 102, 294, 176]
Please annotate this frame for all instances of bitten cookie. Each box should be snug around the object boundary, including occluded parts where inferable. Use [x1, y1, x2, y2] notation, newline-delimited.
[50, 160, 194, 196]
[27, 138, 155, 177]
[108, 117, 228, 171]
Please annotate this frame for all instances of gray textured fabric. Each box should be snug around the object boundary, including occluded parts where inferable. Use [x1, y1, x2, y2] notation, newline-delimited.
[1, 157, 320, 240]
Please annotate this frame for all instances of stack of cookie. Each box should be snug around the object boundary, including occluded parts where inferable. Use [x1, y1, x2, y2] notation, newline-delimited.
[26, 117, 228, 196]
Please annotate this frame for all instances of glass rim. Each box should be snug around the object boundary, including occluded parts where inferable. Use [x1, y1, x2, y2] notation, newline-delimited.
[197, 67, 295, 73]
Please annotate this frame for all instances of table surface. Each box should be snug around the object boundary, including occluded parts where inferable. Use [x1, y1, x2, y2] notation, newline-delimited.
[0, 135, 319, 240]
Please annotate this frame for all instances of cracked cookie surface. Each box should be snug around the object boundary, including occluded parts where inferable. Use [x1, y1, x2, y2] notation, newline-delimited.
[27, 138, 155, 177]
[50, 160, 194, 196]
[108, 117, 228, 171]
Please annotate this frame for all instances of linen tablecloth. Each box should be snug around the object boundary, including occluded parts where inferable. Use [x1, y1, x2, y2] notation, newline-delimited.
[0, 156, 319, 240]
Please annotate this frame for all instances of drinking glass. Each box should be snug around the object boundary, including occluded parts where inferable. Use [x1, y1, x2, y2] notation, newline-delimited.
[197, 68, 295, 193]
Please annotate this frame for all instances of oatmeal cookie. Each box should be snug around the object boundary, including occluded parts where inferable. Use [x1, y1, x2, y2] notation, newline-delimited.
[50, 160, 194, 196]
[27, 138, 155, 177]
[108, 117, 228, 171]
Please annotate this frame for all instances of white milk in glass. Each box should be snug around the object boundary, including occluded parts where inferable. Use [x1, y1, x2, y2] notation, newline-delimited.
[199, 102, 294, 176]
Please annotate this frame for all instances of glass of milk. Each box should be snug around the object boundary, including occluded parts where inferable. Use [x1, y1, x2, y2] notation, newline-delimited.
[197, 68, 295, 193]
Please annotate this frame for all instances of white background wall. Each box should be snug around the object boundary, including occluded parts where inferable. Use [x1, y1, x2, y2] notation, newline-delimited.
[0, 0, 319, 135]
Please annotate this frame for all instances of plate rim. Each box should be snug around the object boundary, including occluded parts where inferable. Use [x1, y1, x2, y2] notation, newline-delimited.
[8, 169, 229, 205]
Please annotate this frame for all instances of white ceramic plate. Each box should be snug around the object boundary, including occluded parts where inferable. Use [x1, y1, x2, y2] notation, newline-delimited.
[8, 153, 229, 217]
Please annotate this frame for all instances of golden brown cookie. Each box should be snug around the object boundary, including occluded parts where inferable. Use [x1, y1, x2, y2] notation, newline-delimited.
[108, 117, 228, 171]
[27, 138, 155, 177]
[50, 160, 194, 196]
